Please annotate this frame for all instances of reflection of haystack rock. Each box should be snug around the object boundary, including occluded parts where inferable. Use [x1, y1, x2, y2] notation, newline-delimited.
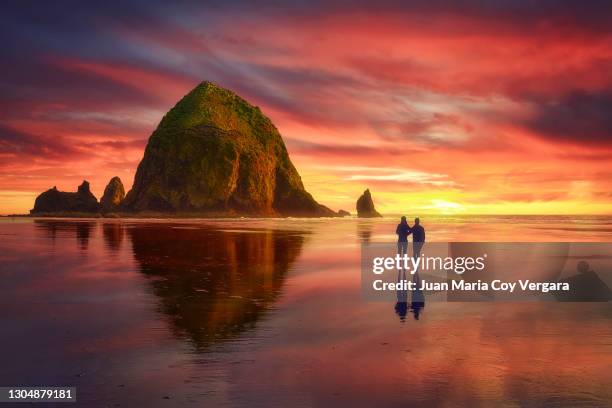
[127, 225, 305, 348]
[555, 261, 612, 302]
[356, 189, 382, 218]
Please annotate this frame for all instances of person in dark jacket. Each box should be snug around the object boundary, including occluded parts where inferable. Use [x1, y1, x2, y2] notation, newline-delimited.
[396, 216, 411, 256]
[411, 217, 425, 260]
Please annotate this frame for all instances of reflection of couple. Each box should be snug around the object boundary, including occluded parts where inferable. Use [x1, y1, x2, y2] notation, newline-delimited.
[396, 216, 426, 260]
[395, 268, 425, 321]
[395, 217, 426, 321]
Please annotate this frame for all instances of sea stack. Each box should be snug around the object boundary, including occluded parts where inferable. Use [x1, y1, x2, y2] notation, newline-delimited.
[123, 81, 335, 217]
[31, 180, 100, 214]
[100, 176, 125, 212]
[356, 189, 382, 218]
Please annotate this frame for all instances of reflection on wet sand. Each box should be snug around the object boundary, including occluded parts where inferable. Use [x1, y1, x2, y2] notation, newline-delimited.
[35, 220, 95, 250]
[102, 222, 125, 252]
[127, 225, 305, 349]
[7, 217, 610, 406]
[411, 271, 425, 320]
[395, 269, 408, 321]
[32, 220, 306, 349]
[395, 269, 426, 321]
[357, 222, 373, 244]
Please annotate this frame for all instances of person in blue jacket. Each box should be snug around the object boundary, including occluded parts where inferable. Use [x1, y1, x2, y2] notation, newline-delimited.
[396, 216, 411, 256]
[411, 217, 425, 260]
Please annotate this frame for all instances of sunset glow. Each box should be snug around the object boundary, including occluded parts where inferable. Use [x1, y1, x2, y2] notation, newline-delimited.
[1, 2, 611, 215]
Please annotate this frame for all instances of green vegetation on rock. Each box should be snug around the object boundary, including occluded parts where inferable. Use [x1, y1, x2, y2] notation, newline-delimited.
[123, 81, 335, 216]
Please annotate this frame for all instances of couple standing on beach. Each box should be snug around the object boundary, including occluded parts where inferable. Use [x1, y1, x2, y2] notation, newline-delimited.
[396, 216, 425, 259]
[395, 217, 426, 321]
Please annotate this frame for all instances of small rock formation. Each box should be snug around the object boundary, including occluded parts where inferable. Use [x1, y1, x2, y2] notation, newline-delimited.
[123, 81, 335, 217]
[337, 209, 350, 217]
[31, 180, 100, 214]
[100, 176, 125, 212]
[356, 189, 382, 218]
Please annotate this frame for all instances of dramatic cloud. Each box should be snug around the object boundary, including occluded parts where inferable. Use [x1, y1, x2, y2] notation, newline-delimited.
[0, 125, 83, 159]
[524, 91, 612, 145]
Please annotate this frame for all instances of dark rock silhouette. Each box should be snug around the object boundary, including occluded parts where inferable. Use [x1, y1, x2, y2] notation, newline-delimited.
[356, 189, 382, 218]
[338, 209, 351, 217]
[100, 176, 125, 212]
[30, 181, 99, 214]
[123, 81, 335, 217]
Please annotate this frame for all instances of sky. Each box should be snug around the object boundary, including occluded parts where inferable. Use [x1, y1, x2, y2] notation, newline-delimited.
[1, 1, 611, 215]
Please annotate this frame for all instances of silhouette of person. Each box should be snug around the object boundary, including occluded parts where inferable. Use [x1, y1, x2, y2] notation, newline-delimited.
[396, 216, 411, 256]
[411, 218, 425, 261]
[555, 261, 612, 302]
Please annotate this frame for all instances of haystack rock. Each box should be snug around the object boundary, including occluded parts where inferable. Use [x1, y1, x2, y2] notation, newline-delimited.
[123, 81, 335, 217]
[31, 180, 100, 214]
[100, 176, 125, 212]
[356, 189, 382, 218]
